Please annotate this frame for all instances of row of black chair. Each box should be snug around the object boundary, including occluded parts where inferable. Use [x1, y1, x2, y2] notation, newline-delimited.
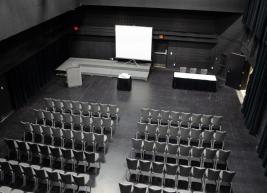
[44, 98, 119, 120]
[140, 108, 222, 130]
[131, 139, 230, 169]
[0, 158, 90, 193]
[4, 139, 101, 173]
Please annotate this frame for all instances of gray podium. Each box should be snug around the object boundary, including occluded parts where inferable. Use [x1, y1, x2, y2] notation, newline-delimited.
[66, 67, 82, 88]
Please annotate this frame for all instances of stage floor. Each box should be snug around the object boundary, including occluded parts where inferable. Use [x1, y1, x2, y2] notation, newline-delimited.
[56, 57, 151, 81]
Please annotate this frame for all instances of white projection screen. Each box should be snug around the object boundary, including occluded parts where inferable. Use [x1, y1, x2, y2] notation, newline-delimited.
[115, 25, 153, 61]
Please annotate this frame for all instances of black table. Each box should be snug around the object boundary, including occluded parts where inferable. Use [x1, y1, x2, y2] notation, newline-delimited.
[117, 75, 132, 91]
[172, 72, 217, 92]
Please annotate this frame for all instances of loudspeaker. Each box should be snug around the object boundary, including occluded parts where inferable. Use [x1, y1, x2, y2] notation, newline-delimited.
[225, 53, 250, 90]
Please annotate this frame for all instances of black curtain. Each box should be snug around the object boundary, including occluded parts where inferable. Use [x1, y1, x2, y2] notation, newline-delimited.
[257, 123, 267, 176]
[6, 38, 69, 109]
[242, 0, 267, 177]
[242, 28, 267, 134]
[242, 0, 267, 135]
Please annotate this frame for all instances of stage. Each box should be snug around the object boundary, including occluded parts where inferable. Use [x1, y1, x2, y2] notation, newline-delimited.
[56, 57, 151, 81]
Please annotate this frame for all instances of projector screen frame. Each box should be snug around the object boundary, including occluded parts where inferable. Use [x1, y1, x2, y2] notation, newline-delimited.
[115, 25, 153, 62]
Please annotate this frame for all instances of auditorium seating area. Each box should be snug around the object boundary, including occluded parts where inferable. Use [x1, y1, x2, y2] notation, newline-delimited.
[0, 98, 120, 193]
[120, 108, 235, 193]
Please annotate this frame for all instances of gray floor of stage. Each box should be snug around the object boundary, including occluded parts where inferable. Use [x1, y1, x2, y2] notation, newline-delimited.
[0, 69, 267, 193]
[57, 57, 151, 80]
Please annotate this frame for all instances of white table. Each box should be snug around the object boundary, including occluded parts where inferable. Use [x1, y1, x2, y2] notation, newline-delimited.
[173, 72, 217, 92]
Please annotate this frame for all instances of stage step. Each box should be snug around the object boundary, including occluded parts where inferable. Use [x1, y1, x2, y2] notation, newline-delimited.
[56, 57, 151, 81]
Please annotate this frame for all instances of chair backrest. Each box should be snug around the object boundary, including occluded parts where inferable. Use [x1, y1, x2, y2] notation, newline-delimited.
[10, 162, 24, 176]
[201, 114, 212, 127]
[190, 68, 197, 74]
[44, 98, 54, 110]
[73, 130, 84, 141]
[72, 101, 81, 112]
[139, 160, 151, 172]
[214, 131, 226, 142]
[53, 112, 63, 122]
[179, 144, 191, 157]
[133, 184, 147, 193]
[211, 116, 223, 128]
[39, 144, 50, 155]
[92, 117, 102, 127]
[33, 109, 44, 119]
[141, 108, 150, 118]
[190, 128, 202, 140]
[43, 111, 53, 120]
[62, 148, 74, 159]
[178, 165, 192, 177]
[4, 138, 18, 150]
[205, 168, 220, 181]
[62, 100, 72, 112]
[126, 157, 138, 170]
[42, 126, 53, 136]
[81, 115, 91, 126]
[200, 68, 208, 75]
[49, 146, 62, 157]
[180, 67, 187, 73]
[220, 170, 236, 183]
[47, 171, 60, 182]
[150, 109, 160, 120]
[52, 127, 63, 138]
[169, 126, 179, 137]
[109, 104, 119, 116]
[81, 102, 90, 113]
[170, 111, 180, 122]
[62, 129, 73, 140]
[158, 125, 168, 136]
[151, 161, 164, 174]
[17, 141, 29, 151]
[202, 130, 214, 141]
[100, 103, 109, 114]
[32, 124, 43, 134]
[22, 165, 35, 178]
[73, 150, 85, 161]
[191, 146, 204, 158]
[137, 122, 147, 133]
[132, 138, 143, 150]
[147, 123, 157, 134]
[84, 132, 95, 143]
[62, 113, 72, 123]
[165, 163, 178, 175]
[102, 117, 112, 127]
[72, 114, 82, 124]
[191, 167, 206, 179]
[167, 143, 178, 155]
[180, 112, 191, 123]
[191, 113, 201, 126]
[60, 173, 73, 185]
[143, 140, 155, 151]
[179, 127, 190, 139]
[28, 143, 40, 154]
[85, 152, 97, 163]
[160, 110, 170, 121]
[34, 168, 47, 180]
[73, 175, 89, 186]
[203, 148, 217, 160]
[95, 133, 105, 143]
[91, 103, 100, 113]
[217, 149, 231, 162]
[155, 142, 166, 153]
[21, 121, 33, 133]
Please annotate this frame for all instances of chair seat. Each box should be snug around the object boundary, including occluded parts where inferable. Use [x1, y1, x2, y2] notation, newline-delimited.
[10, 189, 24, 193]
[19, 162, 30, 167]
[9, 160, 19, 165]
[31, 165, 41, 170]
[77, 173, 90, 184]
[0, 186, 12, 193]
[53, 169, 65, 174]
[0, 158, 7, 162]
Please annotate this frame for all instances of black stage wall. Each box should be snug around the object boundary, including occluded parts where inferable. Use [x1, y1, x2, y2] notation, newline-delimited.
[0, 12, 74, 109]
[69, 6, 243, 70]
